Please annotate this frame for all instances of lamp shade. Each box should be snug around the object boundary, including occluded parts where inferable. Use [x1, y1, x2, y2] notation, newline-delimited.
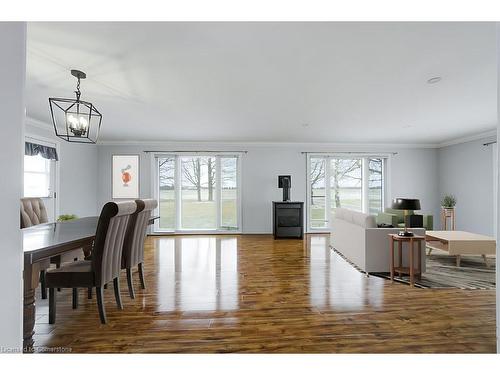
[391, 198, 421, 210]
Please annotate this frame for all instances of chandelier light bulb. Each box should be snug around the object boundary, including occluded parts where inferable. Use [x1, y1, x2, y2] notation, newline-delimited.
[67, 113, 87, 136]
[67, 114, 78, 126]
[79, 116, 88, 128]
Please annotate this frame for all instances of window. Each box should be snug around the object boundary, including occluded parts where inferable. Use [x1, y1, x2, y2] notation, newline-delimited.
[368, 158, 384, 215]
[155, 154, 241, 232]
[307, 155, 387, 231]
[158, 156, 175, 230]
[180, 156, 217, 229]
[24, 154, 52, 197]
[330, 158, 362, 214]
[220, 157, 238, 229]
[310, 157, 326, 228]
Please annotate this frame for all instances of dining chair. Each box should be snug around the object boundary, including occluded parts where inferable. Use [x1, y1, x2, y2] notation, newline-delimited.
[122, 199, 158, 298]
[20, 197, 48, 227]
[46, 200, 137, 324]
[20, 198, 84, 299]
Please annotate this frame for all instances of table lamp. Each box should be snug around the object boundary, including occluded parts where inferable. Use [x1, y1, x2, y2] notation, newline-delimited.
[391, 198, 421, 237]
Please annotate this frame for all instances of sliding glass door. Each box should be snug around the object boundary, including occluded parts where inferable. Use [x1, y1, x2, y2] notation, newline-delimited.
[368, 158, 384, 215]
[220, 157, 238, 229]
[307, 155, 386, 231]
[330, 158, 363, 215]
[180, 156, 217, 229]
[310, 157, 326, 229]
[158, 156, 176, 230]
[155, 154, 241, 233]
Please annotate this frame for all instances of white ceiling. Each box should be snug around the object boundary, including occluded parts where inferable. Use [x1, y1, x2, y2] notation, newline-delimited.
[26, 22, 497, 144]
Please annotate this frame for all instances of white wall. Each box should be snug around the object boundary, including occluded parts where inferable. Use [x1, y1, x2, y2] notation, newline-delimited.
[390, 148, 440, 225]
[25, 121, 99, 218]
[496, 22, 499, 354]
[0, 22, 26, 351]
[497, 129, 499, 353]
[438, 136, 497, 236]
[497, 135, 499, 353]
[97, 143, 440, 233]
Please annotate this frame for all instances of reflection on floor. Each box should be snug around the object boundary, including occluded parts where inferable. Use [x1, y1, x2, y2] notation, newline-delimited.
[33, 234, 496, 353]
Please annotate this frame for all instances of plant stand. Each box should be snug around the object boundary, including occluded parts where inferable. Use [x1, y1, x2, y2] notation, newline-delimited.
[441, 207, 455, 231]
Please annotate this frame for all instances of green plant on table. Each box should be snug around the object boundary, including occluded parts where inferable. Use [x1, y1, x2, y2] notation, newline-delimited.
[441, 194, 457, 208]
[57, 214, 78, 222]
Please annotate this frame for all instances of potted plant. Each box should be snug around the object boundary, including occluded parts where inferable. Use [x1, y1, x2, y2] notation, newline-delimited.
[441, 194, 457, 209]
[57, 214, 78, 222]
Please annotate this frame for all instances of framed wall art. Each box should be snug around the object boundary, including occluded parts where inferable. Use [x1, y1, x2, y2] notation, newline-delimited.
[112, 154, 140, 199]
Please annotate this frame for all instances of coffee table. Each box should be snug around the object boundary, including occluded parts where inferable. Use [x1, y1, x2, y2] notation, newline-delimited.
[425, 230, 496, 267]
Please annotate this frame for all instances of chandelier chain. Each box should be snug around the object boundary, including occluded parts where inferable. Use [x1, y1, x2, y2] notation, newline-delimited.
[75, 77, 81, 101]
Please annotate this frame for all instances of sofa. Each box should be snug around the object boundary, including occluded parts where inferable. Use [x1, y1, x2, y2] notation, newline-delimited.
[376, 208, 433, 230]
[330, 208, 426, 273]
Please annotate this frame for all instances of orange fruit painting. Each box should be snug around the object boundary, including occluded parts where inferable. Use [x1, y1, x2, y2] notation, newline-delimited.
[121, 164, 133, 186]
[122, 171, 132, 185]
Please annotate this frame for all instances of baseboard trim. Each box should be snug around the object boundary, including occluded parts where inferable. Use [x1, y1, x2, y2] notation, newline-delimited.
[147, 232, 331, 236]
[147, 232, 271, 236]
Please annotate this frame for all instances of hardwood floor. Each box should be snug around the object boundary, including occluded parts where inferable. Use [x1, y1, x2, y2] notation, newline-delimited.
[33, 234, 496, 353]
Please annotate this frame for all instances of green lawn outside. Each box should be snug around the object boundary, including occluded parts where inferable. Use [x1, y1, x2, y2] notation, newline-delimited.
[159, 189, 237, 230]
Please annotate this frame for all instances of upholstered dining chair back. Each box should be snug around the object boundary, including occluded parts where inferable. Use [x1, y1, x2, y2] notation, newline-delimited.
[20, 197, 48, 228]
[122, 199, 158, 269]
[91, 201, 137, 286]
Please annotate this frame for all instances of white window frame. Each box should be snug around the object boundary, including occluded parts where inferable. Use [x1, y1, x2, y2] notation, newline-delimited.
[306, 153, 391, 233]
[23, 134, 60, 220]
[151, 152, 242, 234]
[24, 154, 52, 197]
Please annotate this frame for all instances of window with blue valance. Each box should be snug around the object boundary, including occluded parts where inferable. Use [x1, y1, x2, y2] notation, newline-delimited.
[25, 141, 59, 161]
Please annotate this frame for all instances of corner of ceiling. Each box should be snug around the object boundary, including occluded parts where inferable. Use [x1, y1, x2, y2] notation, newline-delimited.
[25, 115, 52, 131]
[437, 129, 498, 148]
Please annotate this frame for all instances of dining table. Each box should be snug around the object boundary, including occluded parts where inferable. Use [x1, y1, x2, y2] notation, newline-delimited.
[22, 216, 97, 352]
[22, 215, 158, 352]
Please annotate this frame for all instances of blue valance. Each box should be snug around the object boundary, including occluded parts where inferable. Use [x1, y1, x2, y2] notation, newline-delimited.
[25, 142, 59, 161]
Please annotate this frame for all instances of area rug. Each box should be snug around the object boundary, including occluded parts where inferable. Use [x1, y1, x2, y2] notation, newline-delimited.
[332, 247, 496, 289]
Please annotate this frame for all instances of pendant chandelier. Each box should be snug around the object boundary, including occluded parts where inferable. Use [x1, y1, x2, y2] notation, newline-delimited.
[49, 69, 102, 144]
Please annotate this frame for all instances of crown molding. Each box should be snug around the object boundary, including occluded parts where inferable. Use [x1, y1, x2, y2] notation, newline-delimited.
[25, 116, 53, 131]
[97, 130, 499, 149]
[96, 139, 439, 149]
[437, 129, 497, 148]
[94, 130, 498, 149]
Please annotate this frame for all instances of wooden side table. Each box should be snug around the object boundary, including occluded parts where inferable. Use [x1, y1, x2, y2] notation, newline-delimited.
[388, 234, 425, 286]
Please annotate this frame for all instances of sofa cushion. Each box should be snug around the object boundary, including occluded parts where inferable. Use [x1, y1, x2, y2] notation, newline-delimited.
[335, 208, 376, 228]
[384, 208, 414, 221]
